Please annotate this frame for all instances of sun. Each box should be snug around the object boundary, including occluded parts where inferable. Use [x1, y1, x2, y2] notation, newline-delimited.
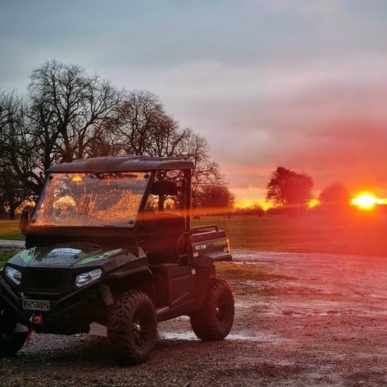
[308, 198, 320, 209]
[350, 192, 378, 211]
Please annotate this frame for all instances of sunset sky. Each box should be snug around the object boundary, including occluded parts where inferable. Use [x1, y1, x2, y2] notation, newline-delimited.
[1, 1, 387, 206]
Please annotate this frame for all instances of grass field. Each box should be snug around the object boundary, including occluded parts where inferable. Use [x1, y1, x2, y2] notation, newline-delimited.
[193, 213, 387, 257]
[0, 220, 24, 240]
[1, 212, 387, 257]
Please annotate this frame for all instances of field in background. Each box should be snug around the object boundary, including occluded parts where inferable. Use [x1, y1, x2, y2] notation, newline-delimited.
[2, 212, 387, 257]
[193, 213, 387, 257]
[0, 220, 23, 240]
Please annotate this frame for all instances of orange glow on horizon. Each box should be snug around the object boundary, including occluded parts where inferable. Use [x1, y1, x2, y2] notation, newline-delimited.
[235, 198, 272, 211]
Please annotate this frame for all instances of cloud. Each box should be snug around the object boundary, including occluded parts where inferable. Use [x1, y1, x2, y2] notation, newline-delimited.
[162, 54, 387, 196]
[2, 0, 387, 199]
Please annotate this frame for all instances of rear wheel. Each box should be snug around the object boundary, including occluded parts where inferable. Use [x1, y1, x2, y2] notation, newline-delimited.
[0, 307, 28, 356]
[191, 279, 234, 341]
[107, 291, 157, 365]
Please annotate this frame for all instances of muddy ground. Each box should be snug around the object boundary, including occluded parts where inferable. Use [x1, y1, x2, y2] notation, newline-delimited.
[1, 249, 387, 386]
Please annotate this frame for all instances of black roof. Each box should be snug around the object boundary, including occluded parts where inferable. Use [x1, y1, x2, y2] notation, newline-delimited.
[47, 156, 194, 173]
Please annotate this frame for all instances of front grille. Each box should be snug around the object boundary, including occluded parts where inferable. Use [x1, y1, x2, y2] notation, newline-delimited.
[28, 270, 62, 291]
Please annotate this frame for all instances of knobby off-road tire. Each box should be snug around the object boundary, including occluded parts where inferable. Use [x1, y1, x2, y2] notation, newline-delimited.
[107, 291, 157, 365]
[191, 279, 234, 341]
[0, 307, 28, 357]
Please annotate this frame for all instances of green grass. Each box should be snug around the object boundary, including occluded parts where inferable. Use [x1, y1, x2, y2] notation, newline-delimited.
[0, 249, 17, 267]
[0, 220, 23, 240]
[193, 213, 387, 257]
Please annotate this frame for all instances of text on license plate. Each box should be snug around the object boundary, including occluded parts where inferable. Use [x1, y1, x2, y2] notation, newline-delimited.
[22, 299, 50, 312]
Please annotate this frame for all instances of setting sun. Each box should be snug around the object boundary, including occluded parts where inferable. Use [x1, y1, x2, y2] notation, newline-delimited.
[350, 192, 378, 211]
[308, 198, 320, 209]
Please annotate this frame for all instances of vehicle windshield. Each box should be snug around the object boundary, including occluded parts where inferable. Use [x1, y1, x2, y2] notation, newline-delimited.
[31, 172, 150, 227]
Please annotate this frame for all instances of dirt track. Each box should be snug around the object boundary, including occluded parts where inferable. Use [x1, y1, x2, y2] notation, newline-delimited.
[1, 249, 387, 386]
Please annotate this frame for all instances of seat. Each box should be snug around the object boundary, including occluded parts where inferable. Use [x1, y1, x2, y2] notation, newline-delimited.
[145, 212, 186, 263]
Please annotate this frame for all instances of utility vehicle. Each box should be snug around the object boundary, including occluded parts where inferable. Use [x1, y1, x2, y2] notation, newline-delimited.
[0, 156, 234, 364]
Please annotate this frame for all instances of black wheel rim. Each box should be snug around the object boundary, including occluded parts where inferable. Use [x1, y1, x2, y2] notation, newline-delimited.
[132, 307, 153, 350]
[216, 293, 231, 325]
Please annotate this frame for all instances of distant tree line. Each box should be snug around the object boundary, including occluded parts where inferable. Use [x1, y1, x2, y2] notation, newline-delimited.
[0, 59, 233, 218]
[265, 166, 352, 215]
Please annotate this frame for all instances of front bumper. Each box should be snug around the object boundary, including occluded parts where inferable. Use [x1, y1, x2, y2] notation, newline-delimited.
[0, 274, 107, 334]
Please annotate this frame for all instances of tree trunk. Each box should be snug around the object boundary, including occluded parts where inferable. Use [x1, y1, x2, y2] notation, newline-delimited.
[8, 206, 16, 220]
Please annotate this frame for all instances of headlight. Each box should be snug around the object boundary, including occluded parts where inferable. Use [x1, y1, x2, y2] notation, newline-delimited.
[75, 269, 102, 288]
[4, 266, 22, 285]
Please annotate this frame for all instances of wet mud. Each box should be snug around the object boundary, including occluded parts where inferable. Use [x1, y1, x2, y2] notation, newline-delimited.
[1, 249, 387, 386]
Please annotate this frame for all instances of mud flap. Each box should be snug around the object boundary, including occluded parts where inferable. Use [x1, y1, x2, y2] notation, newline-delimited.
[196, 252, 232, 267]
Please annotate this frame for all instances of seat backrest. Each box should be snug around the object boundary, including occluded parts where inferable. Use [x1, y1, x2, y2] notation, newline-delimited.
[145, 212, 186, 262]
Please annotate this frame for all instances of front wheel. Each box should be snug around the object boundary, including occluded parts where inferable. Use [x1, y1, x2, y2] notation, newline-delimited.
[191, 279, 234, 341]
[0, 307, 28, 356]
[107, 291, 157, 365]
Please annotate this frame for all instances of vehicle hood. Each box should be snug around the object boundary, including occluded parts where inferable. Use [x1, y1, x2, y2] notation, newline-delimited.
[7, 242, 126, 269]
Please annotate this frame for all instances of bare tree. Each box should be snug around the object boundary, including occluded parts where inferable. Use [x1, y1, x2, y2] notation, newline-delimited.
[0, 168, 31, 219]
[115, 91, 226, 206]
[1, 61, 123, 197]
[115, 91, 186, 157]
[28, 59, 121, 164]
[180, 130, 224, 207]
[0, 91, 36, 212]
[0, 61, 228, 211]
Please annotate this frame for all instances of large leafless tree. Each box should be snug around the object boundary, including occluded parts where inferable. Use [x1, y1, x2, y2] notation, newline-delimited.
[115, 91, 225, 206]
[0, 92, 36, 217]
[29, 59, 121, 164]
[0, 60, 228, 214]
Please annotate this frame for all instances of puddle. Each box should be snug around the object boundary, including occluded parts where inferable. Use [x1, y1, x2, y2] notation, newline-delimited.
[235, 300, 264, 309]
[90, 323, 285, 344]
[159, 330, 280, 343]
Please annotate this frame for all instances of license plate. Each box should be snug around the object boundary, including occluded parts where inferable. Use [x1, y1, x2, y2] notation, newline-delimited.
[22, 299, 50, 312]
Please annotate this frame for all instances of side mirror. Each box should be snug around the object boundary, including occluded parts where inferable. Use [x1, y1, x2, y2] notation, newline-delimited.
[19, 206, 34, 234]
